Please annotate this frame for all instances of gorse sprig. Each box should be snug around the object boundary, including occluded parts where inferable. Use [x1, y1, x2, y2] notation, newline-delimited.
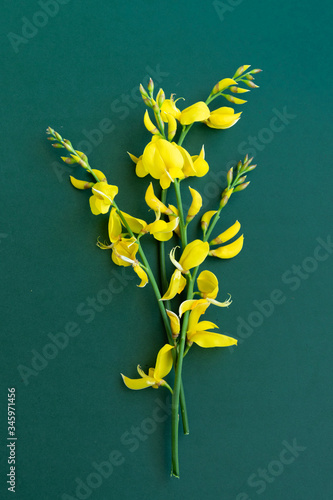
[46, 63, 262, 478]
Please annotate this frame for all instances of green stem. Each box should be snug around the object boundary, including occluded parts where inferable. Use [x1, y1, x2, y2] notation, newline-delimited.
[171, 274, 194, 477]
[173, 179, 187, 248]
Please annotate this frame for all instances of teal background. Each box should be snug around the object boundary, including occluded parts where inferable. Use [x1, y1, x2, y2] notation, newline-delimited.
[1, 1, 332, 499]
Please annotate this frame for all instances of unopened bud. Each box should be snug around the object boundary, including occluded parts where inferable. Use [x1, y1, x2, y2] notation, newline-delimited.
[251, 69, 262, 74]
[54, 131, 62, 141]
[246, 164, 257, 172]
[244, 80, 259, 89]
[147, 78, 154, 94]
[156, 88, 165, 107]
[234, 182, 250, 192]
[52, 143, 63, 148]
[233, 65, 251, 78]
[245, 74, 254, 80]
[237, 175, 247, 184]
[61, 156, 77, 164]
[220, 195, 230, 208]
[227, 167, 233, 186]
[140, 84, 149, 98]
[229, 86, 249, 94]
[237, 160, 242, 172]
[223, 94, 247, 105]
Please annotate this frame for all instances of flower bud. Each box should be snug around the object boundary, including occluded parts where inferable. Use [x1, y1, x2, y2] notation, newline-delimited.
[244, 80, 259, 89]
[233, 182, 250, 192]
[140, 84, 149, 98]
[211, 78, 237, 96]
[251, 69, 262, 74]
[147, 78, 154, 94]
[227, 167, 233, 186]
[156, 88, 165, 108]
[237, 176, 247, 184]
[229, 86, 250, 93]
[144, 110, 159, 134]
[223, 94, 247, 105]
[233, 65, 251, 78]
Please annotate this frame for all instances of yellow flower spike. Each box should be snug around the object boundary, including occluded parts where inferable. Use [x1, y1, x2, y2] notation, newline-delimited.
[178, 240, 210, 273]
[209, 234, 244, 259]
[69, 176, 94, 190]
[180, 101, 210, 125]
[145, 183, 172, 215]
[210, 220, 241, 245]
[120, 211, 147, 234]
[160, 96, 181, 121]
[160, 269, 187, 301]
[166, 310, 180, 339]
[112, 237, 138, 267]
[133, 263, 148, 288]
[141, 138, 185, 189]
[89, 182, 118, 215]
[187, 303, 237, 348]
[192, 146, 209, 177]
[201, 210, 217, 232]
[121, 344, 174, 391]
[166, 113, 177, 141]
[211, 78, 238, 95]
[145, 217, 179, 242]
[204, 107, 242, 130]
[144, 110, 160, 135]
[91, 169, 107, 182]
[186, 187, 202, 223]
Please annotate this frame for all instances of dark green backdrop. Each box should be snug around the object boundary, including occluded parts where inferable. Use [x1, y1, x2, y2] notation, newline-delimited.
[1, 1, 332, 499]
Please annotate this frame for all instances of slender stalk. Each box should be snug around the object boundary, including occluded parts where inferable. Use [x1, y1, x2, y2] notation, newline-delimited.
[173, 179, 187, 248]
[171, 274, 194, 477]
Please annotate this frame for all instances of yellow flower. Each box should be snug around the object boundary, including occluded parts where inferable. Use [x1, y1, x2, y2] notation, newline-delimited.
[187, 302, 237, 348]
[186, 187, 202, 223]
[160, 96, 181, 121]
[160, 269, 187, 301]
[179, 270, 231, 316]
[204, 107, 242, 129]
[167, 204, 180, 238]
[145, 183, 172, 215]
[70, 177, 94, 190]
[121, 344, 174, 390]
[170, 240, 209, 274]
[89, 182, 118, 215]
[209, 221, 244, 259]
[145, 218, 179, 242]
[112, 237, 138, 266]
[180, 102, 210, 125]
[141, 138, 185, 189]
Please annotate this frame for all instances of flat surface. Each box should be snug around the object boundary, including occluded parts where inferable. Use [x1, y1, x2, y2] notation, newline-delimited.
[1, 1, 332, 499]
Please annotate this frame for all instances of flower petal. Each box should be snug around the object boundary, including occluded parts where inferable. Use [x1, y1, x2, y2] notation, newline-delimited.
[197, 270, 219, 299]
[209, 235, 244, 259]
[179, 240, 210, 272]
[166, 310, 180, 337]
[154, 344, 174, 380]
[133, 264, 148, 288]
[161, 269, 186, 301]
[180, 102, 210, 125]
[189, 331, 237, 348]
[121, 374, 156, 390]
